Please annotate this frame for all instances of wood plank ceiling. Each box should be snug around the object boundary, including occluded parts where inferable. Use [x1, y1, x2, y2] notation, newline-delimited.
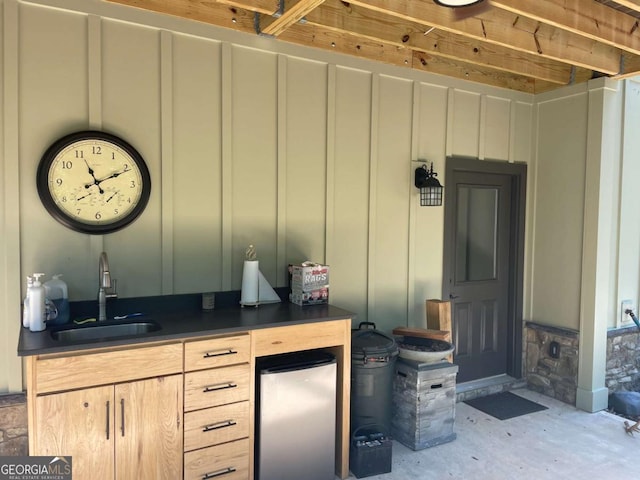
[108, 0, 640, 93]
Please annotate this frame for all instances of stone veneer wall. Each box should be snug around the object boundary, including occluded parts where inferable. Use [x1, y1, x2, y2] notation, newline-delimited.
[606, 326, 640, 392]
[525, 322, 579, 405]
[0, 393, 28, 456]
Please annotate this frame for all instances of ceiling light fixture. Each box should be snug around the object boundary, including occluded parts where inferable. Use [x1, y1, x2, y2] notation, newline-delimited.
[433, 0, 485, 7]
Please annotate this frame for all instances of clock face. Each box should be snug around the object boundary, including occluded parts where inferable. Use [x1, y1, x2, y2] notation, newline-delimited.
[37, 131, 151, 234]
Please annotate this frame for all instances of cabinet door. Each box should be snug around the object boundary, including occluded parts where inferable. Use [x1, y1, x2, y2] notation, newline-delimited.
[115, 374, 183, 480]
[35, 385, 114, 480]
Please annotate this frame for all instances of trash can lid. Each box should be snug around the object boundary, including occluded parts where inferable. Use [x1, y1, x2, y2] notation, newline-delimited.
[351, 322, 398, 359]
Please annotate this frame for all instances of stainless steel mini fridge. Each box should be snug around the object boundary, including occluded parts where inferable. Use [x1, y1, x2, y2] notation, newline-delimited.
[256, 350, 337, 480]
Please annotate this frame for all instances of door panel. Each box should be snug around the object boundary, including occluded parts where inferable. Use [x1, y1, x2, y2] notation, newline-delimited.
[115, 374, 183, 480]
[445, 171, 512, 383]
[35, 386, 114, 480]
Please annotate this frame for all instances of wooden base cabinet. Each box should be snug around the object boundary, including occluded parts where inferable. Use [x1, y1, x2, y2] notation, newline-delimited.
[26, 318, 352, 480]
[27, 343, 184, 480]
[34, 375, 183, 480]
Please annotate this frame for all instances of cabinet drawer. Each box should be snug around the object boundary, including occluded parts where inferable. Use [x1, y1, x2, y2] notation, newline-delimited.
[34, 343, 183, 394]
[252, 319, 349, 357]
[185, 364, 250, 411]
[184, 401, 249, 452]
[184, 438, 249, 480]
[184, 334, 250, 372]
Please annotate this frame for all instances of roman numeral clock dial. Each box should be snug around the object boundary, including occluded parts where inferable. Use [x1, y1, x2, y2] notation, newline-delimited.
[37, 131, 151, 234]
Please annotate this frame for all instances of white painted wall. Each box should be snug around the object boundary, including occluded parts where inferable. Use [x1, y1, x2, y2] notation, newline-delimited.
[2, 0, 535, 393]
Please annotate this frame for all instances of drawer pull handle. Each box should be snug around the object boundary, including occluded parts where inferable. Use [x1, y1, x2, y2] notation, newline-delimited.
[203, 382, 237, 393]
[203, 349, 237, 358]
[203, 419, 237, 432]
[202, 467, 236, 479]
[120, 398, 125, 437]
[106, 400, 110, 440]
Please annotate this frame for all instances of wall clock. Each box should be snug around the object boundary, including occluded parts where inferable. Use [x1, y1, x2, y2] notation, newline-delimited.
[36, 130, 151, 234]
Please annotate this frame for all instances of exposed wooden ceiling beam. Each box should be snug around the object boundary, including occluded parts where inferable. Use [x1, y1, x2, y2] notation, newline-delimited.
[216, 0, 278, 16]
[109, 0, 256, 34]
[306, 0, 579, 85]
[279, 22, 538, 92]
[106, 0, 640, 92]
[346, 0, 622, 75]
[257, 0, 326, 37]
[491, 0, 640, 55]
[610, 0, 640, 14]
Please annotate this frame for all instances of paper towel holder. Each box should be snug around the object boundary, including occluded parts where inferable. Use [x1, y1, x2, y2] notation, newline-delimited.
[239, 245, 281, 307]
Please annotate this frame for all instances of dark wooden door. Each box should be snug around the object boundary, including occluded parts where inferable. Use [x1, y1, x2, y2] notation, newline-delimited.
[444, 171, 513, 383]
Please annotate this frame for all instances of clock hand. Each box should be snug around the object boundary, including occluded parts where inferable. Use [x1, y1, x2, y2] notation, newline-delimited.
[84, 159, 96, 178]
[83, 159, 104, 193]
[76, 191, 94, 201]
[105, 191, 119, 203]
[96, 167, 131, 184]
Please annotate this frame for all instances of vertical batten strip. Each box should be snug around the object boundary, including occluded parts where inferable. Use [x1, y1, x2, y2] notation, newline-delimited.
[276, 55, 287, 286]
[87, 14, 105, 291]
[478, 94, 487, 160]
[325, 65, 337, 267]
[407, 81, 420, 326]
[221, 42, 233, 290]
[508, 99, 516, 163]
[445, 88, 454, 158]
[2, 0, 23, 392]
[367, 74, 380, 322]
[160, 30, 174, 294]
[88, 15, 102, 130]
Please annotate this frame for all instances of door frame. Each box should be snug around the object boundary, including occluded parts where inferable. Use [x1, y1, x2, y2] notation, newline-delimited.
[442, 157, 527, 380]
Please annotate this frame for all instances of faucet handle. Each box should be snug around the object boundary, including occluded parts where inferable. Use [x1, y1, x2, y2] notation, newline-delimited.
[107, 279, 118, 299]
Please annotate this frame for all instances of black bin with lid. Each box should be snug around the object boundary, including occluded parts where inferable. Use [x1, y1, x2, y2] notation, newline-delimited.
[350, 321, 399, 436]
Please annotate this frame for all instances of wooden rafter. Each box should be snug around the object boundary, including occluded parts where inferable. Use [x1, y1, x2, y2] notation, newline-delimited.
[611, 0, 640, 14]
[107, 0, 640, 92]
[346, 0, 622, 74]
[306, 0, 579, 85]
[257, 0, 326, 37]
[492, 0, 640, 55]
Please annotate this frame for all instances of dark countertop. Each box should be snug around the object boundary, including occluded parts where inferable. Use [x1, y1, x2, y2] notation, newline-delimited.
[18, 301, 356, 356]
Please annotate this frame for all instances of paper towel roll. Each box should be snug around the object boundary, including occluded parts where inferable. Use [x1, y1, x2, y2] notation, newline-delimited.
[240, 260, 259, 306]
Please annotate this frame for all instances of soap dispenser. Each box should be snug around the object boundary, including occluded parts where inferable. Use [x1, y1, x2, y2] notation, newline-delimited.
[29, 273, 46, 332]
[22, 275, 33, 328]
[44, 274, 69, 325]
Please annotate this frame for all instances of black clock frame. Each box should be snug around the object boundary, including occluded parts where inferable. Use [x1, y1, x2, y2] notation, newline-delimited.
[36, 130, 151, 235]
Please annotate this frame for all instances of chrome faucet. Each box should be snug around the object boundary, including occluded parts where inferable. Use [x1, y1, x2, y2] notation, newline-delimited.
[98, 252, 118, 321]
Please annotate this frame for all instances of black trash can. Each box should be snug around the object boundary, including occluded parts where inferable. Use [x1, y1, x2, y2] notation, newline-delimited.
[350, 322, 399, 436]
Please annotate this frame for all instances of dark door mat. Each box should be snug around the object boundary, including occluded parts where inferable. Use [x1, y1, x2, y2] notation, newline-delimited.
[464, 391, 548, 420]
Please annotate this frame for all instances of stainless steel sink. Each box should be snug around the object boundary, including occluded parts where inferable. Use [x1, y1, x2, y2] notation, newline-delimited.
[50, 320, 161, 342]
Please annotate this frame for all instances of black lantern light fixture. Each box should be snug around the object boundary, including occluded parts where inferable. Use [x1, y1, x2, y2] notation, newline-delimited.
[415, 163, 443, 206]
[433, 0, 485, 7]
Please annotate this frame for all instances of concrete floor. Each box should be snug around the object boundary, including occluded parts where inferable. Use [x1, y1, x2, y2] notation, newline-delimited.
[347, 388, 637, 480]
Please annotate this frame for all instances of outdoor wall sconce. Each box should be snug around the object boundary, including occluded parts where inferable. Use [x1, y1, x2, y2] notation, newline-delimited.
[434, 0, 485, 7]
[415, 163, 443, 206]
